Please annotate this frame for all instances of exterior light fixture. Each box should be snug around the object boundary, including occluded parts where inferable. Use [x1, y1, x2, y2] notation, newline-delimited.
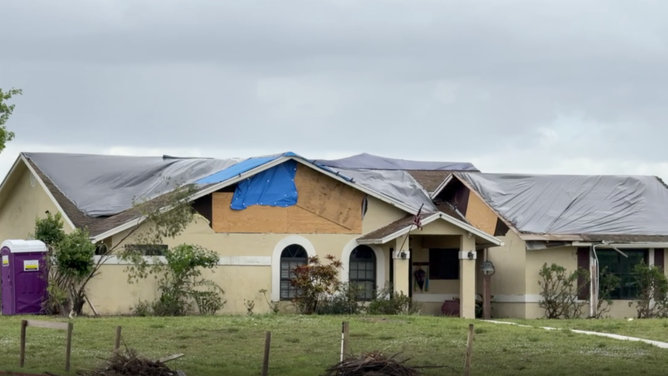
[481, 259, 496, 276]
[467, 251, 474, 260]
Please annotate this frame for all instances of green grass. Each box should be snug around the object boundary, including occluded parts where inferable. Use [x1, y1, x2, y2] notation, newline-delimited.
[509, 318, 668, 343]
[1, 315, 668, 375]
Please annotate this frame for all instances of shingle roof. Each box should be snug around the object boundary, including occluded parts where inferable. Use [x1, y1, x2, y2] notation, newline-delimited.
[358, 212, 436, 241]
[406, 170, 453, 194]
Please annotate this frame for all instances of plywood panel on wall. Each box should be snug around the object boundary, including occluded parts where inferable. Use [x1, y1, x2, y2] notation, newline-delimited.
[287, 206, 353, 233]
[212, 192, 288, 233]
[211, 163, 364, 234]
[464, 193, 498, 235]
[293, 164, 364, 231]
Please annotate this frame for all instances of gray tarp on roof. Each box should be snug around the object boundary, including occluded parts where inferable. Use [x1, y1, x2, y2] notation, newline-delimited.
[24, 151, 440, 218]
[331, 168, 438, 212]
[316, 153, 478, 171]
[24, 152, 239, 217]
[458, 172, 668, 235]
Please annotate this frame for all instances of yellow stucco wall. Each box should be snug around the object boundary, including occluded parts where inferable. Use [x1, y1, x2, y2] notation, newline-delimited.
[362, 196, 406, 234]
[86, 196, 411, 315]
[0, 164, 73, 242]
[485, 230, 527, 318]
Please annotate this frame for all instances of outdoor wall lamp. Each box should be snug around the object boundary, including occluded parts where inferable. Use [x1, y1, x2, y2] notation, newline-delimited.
[467, 251, 474, 260]
[400, 251, 407, 259]
[481, 259, 496, 276]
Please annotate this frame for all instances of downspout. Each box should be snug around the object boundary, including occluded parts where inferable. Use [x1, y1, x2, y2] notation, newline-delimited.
[590, 244, 601, 318]
[589, 242, 627, 317]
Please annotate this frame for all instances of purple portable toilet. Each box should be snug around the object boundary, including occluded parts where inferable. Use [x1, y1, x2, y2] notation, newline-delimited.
[1, 239, 49, 315]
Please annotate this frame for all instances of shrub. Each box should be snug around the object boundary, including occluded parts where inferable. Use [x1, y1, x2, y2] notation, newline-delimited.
[367, 285, 422, 315]
[124, 243, 226, 316]
[594, 266, 621, 319]
[316, 282, 366, 315]
[291, 254, 343, 315]
[628, 262, 668, 318]
[538, 263, 589, 319]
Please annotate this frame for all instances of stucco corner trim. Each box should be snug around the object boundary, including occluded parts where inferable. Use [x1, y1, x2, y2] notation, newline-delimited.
[340, 237, 386, 291]
[271, 235, 316, 302]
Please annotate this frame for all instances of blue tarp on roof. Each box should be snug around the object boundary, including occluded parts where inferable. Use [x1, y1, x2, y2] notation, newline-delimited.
[196, 156, 280, 185]
[231, 160, 298, 210]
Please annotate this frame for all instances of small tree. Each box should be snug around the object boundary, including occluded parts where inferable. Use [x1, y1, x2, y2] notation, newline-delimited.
[124, 244, 225, 316]
[33, 212, 68, 314]
[118, 182, 227, 316]
[628, 263, 668, 318]
[538, 263, 589, 319]
[32, 212, 96, 316]
[35, 181, 201, 316]
[291, 254, 343, 314]
[0, 87, 22, 153]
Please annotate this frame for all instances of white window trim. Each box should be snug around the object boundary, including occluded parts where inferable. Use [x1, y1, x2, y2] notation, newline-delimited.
[341, 238, 386, 291]
[271, 235, 316, 302]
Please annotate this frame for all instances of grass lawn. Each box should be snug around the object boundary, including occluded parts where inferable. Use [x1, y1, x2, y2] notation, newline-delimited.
[508, 318, 668, 343]
[1, 315, 667, 376]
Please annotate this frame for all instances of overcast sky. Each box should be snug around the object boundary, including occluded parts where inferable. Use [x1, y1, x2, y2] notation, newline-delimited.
[1, 0, 668, 180]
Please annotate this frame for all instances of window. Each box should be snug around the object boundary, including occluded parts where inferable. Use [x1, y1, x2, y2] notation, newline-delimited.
[597, 249, 648, 300]
[429, 249, 459, 280]
[94, 244, 108, 256]
[349, 245, 376, 300]
[124, 244, 168, 256]
[280, 244, 308, 301]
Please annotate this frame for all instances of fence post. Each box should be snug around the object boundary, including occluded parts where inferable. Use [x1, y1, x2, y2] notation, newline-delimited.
[115, 326, 122, 352]
[19, 320, 27, 367]
[65, 322, 73, 372]
[262, 331, 271, 376]
[463, 324, 474, 376]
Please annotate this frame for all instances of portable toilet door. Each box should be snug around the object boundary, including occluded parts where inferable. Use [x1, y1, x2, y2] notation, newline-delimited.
[1, 239, 49, 315]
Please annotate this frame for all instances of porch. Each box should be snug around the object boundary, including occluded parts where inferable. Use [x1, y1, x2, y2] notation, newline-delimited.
[356, 212, 503, 319]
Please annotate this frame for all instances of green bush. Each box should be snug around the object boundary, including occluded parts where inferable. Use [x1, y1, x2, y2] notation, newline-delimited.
[316, 282, 365, 315]
[367, 285, 422, 315]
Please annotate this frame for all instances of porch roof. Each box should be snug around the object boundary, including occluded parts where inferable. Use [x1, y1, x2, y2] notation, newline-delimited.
[357, 210, 503, 247]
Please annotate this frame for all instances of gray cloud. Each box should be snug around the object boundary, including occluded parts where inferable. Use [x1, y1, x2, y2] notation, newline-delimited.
[2, 0, 668, 170]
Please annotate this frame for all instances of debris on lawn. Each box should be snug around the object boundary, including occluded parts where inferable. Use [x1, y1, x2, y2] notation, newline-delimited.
[76, 348, 186, 376]
[324, 351, 424, 376]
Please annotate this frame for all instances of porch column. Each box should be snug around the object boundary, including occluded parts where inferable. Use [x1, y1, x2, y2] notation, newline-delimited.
[459, 233, 477, 319]
[393, 235, 410, 296]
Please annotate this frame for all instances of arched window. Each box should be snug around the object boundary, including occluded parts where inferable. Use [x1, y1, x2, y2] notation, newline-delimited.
[280, 244, 308, 300]
[349, 245, 376, 301]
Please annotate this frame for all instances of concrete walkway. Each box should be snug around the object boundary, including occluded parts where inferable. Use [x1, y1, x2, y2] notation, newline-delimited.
[486, 320, 668, 349]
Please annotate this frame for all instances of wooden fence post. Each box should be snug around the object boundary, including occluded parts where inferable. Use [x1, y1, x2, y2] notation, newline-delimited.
[342, 322, 350, 358]
[262, 331, 271, 376]
[115, 326, 122, 352]
[19, 320, 27, 367]
[65, 322, 73, 372]
[463, 324, 474, 376]
[18, 319, 74, 371]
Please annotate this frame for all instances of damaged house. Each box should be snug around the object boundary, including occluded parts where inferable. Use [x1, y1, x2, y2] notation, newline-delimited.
[1, 151, 668, 319]
[0, 152, 500, 318]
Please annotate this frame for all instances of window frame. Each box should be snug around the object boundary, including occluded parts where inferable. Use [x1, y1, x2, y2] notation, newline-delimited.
[349, 245, 377, 301]
[279, 244, 308, 301]
[428, 248, 460, 280]
[597, 248, 649, 300]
